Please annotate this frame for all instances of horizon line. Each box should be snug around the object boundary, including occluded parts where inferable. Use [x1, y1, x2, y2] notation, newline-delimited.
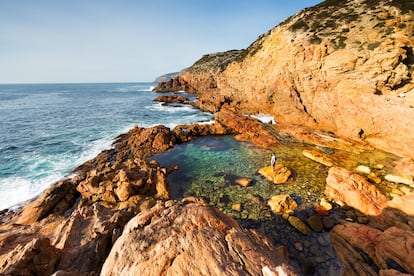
[0, 80, 156, 85]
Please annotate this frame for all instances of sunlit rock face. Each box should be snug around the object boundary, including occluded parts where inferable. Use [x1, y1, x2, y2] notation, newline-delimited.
[101, 198, 296, 276]
[157, 0, 414, 158]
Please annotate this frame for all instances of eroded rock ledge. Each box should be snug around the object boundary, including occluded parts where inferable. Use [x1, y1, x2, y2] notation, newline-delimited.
[101, 197, 295, 275]
[0, 113, 298, 276]
[154, 0, 414, 159]
[1, 108, 414, 275]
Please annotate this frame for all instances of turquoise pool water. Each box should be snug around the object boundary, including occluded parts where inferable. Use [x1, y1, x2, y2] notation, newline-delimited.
[150, 134, 401, 275]
[151, 134, 400, 220]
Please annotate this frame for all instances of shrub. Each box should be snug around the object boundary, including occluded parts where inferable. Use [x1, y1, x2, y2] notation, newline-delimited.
[290, 19, 309, 31]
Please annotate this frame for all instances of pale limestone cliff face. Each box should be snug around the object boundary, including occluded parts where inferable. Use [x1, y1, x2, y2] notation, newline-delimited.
[177, 0, 414, 158]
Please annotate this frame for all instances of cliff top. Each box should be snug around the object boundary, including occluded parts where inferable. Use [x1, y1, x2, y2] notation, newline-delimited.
[183, 0, 413, 74]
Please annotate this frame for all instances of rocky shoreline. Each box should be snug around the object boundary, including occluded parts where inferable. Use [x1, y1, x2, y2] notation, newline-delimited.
[1, 0, 414, 275]
[1, 104, 414, 275]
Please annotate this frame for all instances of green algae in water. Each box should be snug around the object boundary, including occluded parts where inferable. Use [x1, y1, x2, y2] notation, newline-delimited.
[150, 135, 400, 219]
[151, 135, 330, 215]
[150, 134, 400, 275]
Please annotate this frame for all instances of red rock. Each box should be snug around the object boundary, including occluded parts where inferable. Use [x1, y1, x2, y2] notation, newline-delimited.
[153, 94, 189, 104]
[214, 108, 279, 147]
[325, 167, 388, 216]
[394, 158, 414, 178]
[101, 198, 297, 275]
[330, 222, 414, 275]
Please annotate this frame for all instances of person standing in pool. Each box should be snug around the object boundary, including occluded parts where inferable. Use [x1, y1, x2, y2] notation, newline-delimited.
[271, 153, 277, 171]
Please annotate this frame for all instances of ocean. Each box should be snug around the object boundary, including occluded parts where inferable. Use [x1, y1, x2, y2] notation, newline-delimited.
[0, 82, 213, 210]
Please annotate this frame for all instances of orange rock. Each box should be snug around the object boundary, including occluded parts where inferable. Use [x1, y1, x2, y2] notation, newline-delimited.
[268, 194, 297, 214]
[101, 198, 296, 275]
[259, 164, 292, 184]
[325, 167, 388, 216]
[234, 177, 253, 187]
[387, 191, 414, 216]
[302, 149, 333, 167]
[330, 222, 414, 275]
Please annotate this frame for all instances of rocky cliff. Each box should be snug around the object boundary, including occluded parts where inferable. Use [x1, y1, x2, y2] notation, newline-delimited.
[155, 0, 414, 158]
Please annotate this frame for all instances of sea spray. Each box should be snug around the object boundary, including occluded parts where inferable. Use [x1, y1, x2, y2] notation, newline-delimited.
[0, 83, 213, 210]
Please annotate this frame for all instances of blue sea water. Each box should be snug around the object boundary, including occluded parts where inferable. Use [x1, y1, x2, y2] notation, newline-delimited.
[0, 82, 213, 210]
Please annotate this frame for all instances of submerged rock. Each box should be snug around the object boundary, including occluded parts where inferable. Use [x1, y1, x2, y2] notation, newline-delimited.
[288, 216, 311, 235]
[235, 177, 254, 187]
[268, 194, 297, 214]
[101, 198, 296, 275]
[307, 215, 323, 232]
[302, 149, 334, 167]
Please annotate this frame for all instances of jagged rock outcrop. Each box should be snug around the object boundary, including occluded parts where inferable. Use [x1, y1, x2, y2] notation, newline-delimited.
[101, 197, 297, 275]
[1, 118, 302, 275]
[0, 125, 182, 275]
[325, 166, 414, 275]
[156, 0, 414, 158]
[330, 219, 414, 275]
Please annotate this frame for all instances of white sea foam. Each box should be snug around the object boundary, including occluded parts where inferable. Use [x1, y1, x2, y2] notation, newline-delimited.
[0, 174, 63, 210]
[146, 85, 155, 91]
[0, 133, 125, 211]
[196, 119, 215, 125]
[146, 102, 196, 113]
[250, 114, 276, 124]
[115, 84, 153, 93]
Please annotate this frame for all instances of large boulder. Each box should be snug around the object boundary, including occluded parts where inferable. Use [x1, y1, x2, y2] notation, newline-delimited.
[330, 221, 414, 275]
[101, 198, 296, 275]
[259, 164, 292, 184]
[325, 167, 388, 216]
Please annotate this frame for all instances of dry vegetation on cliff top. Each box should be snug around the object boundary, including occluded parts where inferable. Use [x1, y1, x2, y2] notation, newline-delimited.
[185, 0, 413, 73]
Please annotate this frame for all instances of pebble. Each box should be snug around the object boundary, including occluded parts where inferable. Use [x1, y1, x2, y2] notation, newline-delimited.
[357, 216, 369, 224]
[317, 236, 328, 246]
[356, 165, 371, 174]
[307, 215, 324, 232]
[345, 210, 357, 221]
[231, 203, 241, 211]
[399, 185, 412, 195]
[368, 172, 381, 184]
[288, 216, 311, 235]
[322, 216, 336, 229]
[294, 242, 303, 251]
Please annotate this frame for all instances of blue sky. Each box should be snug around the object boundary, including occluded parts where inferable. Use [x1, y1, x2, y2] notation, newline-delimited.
[0, 1, 322, 83]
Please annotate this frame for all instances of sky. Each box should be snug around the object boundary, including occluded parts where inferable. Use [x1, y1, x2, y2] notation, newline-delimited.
[0, 1, 322, 83]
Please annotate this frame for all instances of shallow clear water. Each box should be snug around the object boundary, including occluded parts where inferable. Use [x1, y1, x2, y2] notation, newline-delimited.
[152, 135, 400, 217]
[151, 134, 401, 275]
[0, 83, 213, 209]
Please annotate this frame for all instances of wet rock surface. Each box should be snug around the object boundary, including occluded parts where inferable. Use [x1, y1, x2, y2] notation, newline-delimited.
[0, 124, 235, 275]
